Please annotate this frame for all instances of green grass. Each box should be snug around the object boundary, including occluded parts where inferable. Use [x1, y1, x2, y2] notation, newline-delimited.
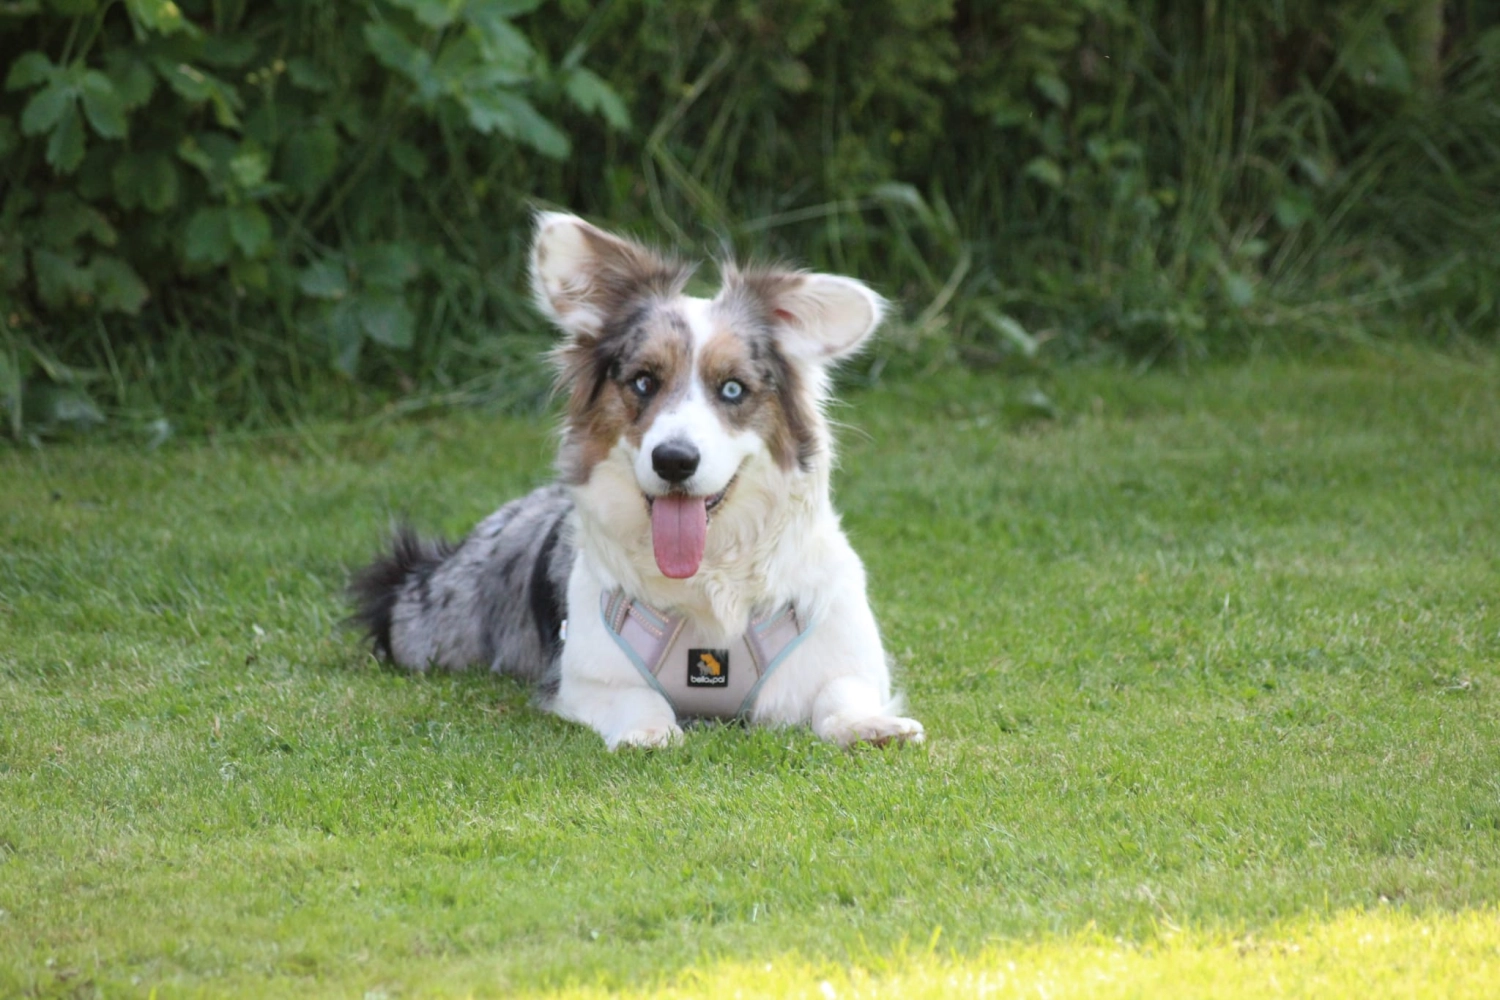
[2, 346, 1498, 997]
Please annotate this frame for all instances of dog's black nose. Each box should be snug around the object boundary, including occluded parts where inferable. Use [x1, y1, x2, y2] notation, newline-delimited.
[651, 440, 700, 484]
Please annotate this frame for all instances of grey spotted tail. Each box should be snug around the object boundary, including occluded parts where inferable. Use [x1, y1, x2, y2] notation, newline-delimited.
[348, 484, 575, 690]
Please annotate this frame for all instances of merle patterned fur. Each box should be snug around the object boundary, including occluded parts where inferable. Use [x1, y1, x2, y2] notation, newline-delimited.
[348, 485, 576, 696]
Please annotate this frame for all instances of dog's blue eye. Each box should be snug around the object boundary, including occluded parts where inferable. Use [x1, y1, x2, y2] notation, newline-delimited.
[631, 373, 657, 397]
[720, 380, 744, 402]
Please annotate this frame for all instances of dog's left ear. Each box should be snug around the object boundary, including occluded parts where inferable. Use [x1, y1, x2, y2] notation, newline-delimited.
[726, 269, 888, 363]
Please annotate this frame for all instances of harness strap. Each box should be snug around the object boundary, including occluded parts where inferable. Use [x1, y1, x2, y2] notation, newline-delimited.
[597, 589, 809, 719]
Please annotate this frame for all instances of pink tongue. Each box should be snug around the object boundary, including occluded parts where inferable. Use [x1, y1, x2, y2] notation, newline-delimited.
[651, 494, 708, 579]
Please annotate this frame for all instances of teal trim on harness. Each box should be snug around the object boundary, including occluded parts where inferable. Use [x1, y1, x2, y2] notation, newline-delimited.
[598, 598, 672, 704]
[735, 621, 813, 719]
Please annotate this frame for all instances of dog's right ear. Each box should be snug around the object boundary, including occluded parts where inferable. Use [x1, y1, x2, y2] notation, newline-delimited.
[530, 212, 689, 340]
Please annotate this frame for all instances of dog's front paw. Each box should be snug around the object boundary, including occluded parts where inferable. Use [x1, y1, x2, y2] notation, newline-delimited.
[608, 723, 684, 751]
[825, 715, 925, 748]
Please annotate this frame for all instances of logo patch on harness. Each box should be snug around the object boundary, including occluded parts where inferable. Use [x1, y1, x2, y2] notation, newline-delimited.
[687, 649, 730, 687]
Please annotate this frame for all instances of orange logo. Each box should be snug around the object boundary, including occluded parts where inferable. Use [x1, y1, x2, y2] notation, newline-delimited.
[687, 648, 730, 686]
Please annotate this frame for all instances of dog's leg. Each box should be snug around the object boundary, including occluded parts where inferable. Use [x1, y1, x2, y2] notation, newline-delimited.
[553, 678, 682, 751]
[810, 676, 925, 747]
[806, 581, 925, 747]
[552, 558, 683, 750]
[751, 573, 925, 746]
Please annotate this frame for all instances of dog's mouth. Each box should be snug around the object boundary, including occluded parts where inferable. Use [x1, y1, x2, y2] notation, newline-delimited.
[643, 475, 738, 579]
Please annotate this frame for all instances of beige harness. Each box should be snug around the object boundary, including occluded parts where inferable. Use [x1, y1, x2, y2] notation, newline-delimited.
[597, 589, 810, 719]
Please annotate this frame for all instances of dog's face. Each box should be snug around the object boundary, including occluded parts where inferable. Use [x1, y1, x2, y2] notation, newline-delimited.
[531, 212, 885, 580]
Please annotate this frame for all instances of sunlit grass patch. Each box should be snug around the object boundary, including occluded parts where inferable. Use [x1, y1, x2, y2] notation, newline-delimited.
[546, 907, 1500, 999]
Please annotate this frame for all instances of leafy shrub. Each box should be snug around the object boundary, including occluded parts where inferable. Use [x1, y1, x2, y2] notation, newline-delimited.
[1, 0, 624, 434]
[557, 0, 1497, 364]
[2, 0, 1496, 438]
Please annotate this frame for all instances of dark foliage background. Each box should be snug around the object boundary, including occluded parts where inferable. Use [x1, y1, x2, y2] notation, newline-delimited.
[3, 0, 1498, 438]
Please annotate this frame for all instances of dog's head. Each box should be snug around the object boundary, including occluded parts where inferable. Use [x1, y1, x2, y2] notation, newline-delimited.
[531, 211, 886, 580]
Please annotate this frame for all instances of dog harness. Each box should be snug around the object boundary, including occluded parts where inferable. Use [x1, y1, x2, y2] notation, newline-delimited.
[596, 589, 811, 719]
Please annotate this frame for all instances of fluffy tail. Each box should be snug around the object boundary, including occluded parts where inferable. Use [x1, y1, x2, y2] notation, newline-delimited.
[346, 486, 575, 679]
[347, 523, 455, 661]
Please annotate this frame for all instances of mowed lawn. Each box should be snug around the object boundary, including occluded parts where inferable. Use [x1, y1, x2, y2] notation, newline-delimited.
[2, 348, 1498, 997]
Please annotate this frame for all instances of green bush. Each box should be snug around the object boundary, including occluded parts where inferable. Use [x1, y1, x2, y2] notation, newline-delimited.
[1, 0, 625, 435]
[2, 0, 1497, 437]
[563, 0, 1498, 363]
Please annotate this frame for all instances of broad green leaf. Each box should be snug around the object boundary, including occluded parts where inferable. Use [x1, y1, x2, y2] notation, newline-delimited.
[227, 204, 271, 258]
[182, 206, 232, 266]
[21, 81, 73, 135]
[154, 59, 214, 101]
[769, 59, 812, 93]
[154, 60, 242, 127]
[1236, 238, 1269, 261]
[38, 193, 116, 250]
[230, 257, 268, 290]
[1023, 156, 1065, 189]
[335, 101, 371, 140]
[1034, 72, 1070, 109]
[357, 291, 416, 348]
[432, 33, 485, 87]
[989, 98, 1030, 130]
[286, 58, 333, 93]
[113, 151, 179, 212]
[388, 0, 462, 29]
[176, 134, 215, 175]
[91, 254, 150, 314]
[105, 51, 157, 108]
[278, 122, 339, 196]
[73, 164, 111, 207]
[364, 22, 436, 99]
[198, 35, 257, 69]
[1340, 24, 1413, 94]
[438, 32, 528, 90]
[80, 71, 128, 139]
[467, 0, 543, 16]
[355, 243, 420, 289]
[5, 52, 56, 91]
[125, 0, 191, 34]
[1223, 271, 1255, 307]
[45, 102, 87, 173]
[462, 89, 569, 158]
[228, 145, 269, 189]
[31, 248, 93, 307]
[297, 259, 349, 300]
[466, 3, 536, 69]
[176, 131, 239, 188]
[206, 85, 243, 129]
[564, 67, 629, 130]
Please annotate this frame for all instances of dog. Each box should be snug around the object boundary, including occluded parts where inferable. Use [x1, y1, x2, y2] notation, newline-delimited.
[350, 212, 924, 750]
